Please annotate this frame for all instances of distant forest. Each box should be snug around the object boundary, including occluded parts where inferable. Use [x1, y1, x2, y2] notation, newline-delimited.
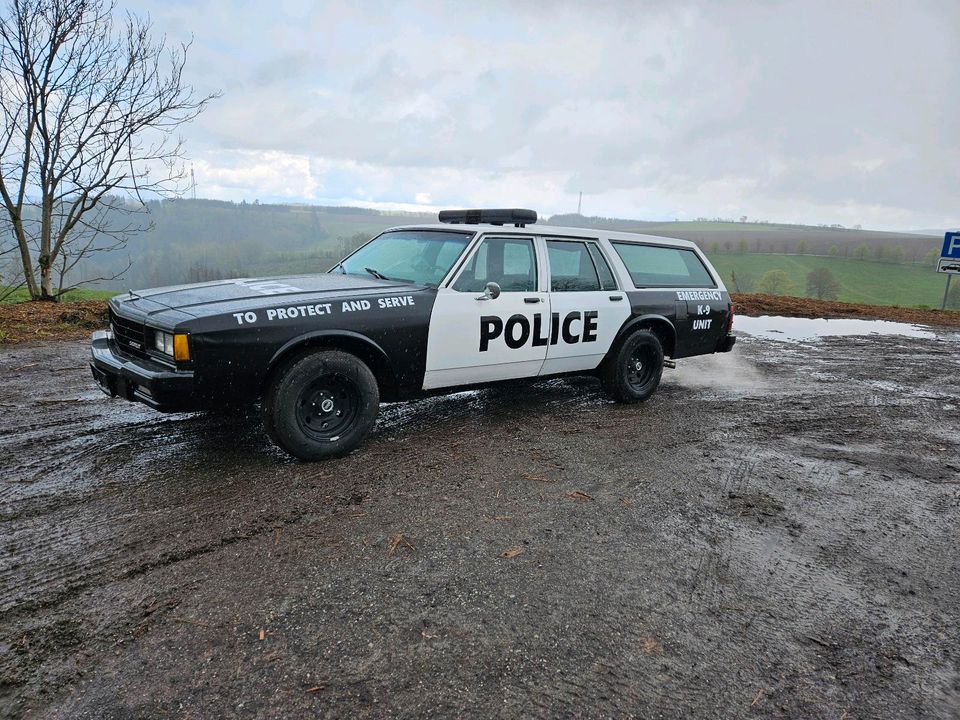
[49, 199, 942, 290]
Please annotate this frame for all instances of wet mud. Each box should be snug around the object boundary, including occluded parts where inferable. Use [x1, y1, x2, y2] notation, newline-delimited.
[1, 331, 958, 718]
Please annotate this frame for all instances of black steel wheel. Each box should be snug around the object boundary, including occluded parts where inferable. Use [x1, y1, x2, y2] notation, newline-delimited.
[262, 350, 379, 460]
[625, 342, 659, 393]
[600, 329, 664, 403]
[295, 375, 360, 441]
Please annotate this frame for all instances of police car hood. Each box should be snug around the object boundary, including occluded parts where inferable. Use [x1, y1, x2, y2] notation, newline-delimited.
[111, 273, 418, 321]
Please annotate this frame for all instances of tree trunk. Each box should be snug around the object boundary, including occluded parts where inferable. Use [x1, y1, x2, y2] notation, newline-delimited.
[38, 254, 56, 301]
[14, 223, 40, 299]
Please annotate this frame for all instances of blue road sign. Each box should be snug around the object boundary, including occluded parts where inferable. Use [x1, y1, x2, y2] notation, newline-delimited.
[942, 231, 960, 259]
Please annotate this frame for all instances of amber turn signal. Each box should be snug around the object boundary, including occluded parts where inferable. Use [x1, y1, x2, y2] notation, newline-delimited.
[173, 333, 191, 361]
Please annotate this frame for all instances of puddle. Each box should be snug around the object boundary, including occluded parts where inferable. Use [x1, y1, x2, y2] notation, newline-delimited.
[735, 315, 939, 342]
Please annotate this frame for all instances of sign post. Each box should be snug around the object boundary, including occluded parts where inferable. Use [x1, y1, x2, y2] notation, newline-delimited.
[938, 232, 960, 310]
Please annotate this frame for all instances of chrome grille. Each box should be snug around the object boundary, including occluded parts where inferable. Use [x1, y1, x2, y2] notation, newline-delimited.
[110, 309, 148, 359]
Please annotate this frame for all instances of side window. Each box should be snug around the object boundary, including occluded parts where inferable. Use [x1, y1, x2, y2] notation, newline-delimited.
[452, 237, 537, 292]
[546, 240, 600, 292]
[588, 244, 618, 291]
[611, 243, 716, 288]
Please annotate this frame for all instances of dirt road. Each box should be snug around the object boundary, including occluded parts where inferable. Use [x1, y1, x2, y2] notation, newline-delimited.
[1, 328, 959, 718]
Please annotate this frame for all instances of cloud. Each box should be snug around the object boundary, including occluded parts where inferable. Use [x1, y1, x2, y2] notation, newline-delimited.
[193, 151, 320, 201]
[127, 0, 960, 229]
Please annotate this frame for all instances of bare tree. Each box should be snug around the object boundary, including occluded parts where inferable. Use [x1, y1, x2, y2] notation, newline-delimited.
[806, 267, 840, 300]
[729, 269, 754, 293]
[0, 0, 217, 300]
[756, 269, 795, 296]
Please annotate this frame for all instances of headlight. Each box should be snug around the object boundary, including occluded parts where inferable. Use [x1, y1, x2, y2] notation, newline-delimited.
[153, 330, 190, 360]
[154, 330, 174, 356]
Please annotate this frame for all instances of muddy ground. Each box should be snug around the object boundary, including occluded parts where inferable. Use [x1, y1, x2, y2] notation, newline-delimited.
[1, 330, 959, 719]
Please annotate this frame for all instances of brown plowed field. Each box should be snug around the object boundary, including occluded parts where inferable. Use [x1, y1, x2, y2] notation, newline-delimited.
[731, 293, 960, 327]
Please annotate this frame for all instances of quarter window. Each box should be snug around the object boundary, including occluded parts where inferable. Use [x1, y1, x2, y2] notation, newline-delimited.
[452, 237, 537, 292]
[546, 240, 600, 292]
[611, 243, 715, 288]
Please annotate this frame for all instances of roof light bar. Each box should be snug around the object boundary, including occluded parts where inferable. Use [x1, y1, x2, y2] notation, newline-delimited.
[438, 208, 538, 227]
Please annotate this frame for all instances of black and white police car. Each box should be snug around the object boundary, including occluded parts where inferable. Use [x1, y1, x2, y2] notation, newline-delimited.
[91, 209, 735, 460]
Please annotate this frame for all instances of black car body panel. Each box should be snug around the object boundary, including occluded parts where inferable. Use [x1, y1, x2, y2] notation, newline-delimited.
[98, 277, 438, 409]
[91, 222, 737, 416]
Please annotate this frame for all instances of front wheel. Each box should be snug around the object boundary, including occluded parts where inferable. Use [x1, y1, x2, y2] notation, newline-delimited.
[600, 329, 664, 403]
[262, 350, 379, 460]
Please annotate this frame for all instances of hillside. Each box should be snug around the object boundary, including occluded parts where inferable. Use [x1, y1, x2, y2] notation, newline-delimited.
[12, 200, 945, 304]
[546, 214, 936, 260]
[709, 254, 950, 308]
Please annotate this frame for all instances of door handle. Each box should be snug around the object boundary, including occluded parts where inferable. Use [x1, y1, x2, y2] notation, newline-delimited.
[524, 297, 542, 304]
[609, 295, 624, 301]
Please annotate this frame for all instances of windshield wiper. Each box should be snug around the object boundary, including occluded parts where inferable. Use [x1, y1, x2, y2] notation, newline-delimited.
[364, 267, 390, 280]
[331, 262, 346, 274]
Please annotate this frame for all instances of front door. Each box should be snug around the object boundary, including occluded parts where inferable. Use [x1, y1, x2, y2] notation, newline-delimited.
[423, 235, 549, 390]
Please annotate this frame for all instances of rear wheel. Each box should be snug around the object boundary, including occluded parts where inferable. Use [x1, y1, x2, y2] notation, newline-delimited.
[262, 350, 379, 460]
[600, 329, 664, 403]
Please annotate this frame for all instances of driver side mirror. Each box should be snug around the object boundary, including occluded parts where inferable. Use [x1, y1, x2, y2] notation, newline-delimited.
[476, 281, 501, 301]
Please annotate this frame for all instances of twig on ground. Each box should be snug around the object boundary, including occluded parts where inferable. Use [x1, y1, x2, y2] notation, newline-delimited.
[719, 603, 747, 612]
[388, 532, 415, 555]
[522, 473, 553, 483]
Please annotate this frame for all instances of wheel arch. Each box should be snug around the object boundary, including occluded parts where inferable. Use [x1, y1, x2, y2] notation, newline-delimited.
[607, 314, 677, 361]
[262, 330, 398, 400]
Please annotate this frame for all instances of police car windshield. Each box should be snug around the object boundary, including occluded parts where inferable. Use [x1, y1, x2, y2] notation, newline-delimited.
[335, 230, 473, 287]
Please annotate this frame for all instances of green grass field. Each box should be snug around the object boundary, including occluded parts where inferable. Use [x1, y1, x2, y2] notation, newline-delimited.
[1, 287, 117, 304]
[1, 254, 951, 309]
[708, 254, 949, 307]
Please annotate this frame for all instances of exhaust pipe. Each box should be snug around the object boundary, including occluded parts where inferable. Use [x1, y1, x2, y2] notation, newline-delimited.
[663, 359, 677, 369]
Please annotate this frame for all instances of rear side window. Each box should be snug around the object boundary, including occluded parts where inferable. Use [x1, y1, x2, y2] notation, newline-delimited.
[611, 243, 715, 288]
[546, 240, 600, 292]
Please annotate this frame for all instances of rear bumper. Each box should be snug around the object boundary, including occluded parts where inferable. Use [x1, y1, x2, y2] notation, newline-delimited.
[90, 330, 199, 412]
[717, 334, 736, 353]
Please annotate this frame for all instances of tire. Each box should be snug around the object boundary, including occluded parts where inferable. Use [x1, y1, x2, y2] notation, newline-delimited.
[262, 350, 379, 460]
[600, 329, 664, 403]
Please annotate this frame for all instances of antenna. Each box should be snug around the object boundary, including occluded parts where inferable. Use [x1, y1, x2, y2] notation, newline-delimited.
[577, 191, 582, 215]
[190, 164, 196, 200]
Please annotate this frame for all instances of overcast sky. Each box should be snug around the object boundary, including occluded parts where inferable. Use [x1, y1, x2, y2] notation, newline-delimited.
[127, 0, 959, 230]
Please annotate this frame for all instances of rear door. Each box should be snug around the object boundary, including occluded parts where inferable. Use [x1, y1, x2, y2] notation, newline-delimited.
[610, 242, 729, 356]
[540, 238, 631, 375]
[423, 235, 549, 389]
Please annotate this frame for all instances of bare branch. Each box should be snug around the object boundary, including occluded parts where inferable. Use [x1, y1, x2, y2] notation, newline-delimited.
[0, 0, 218, 300]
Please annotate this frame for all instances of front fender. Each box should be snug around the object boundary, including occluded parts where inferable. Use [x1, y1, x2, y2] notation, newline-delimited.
[265, 329, 400, 400]
[268, 329, 391, 369]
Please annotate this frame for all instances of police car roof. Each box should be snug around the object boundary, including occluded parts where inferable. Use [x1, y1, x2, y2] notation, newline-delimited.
[384, 223, 701, 250]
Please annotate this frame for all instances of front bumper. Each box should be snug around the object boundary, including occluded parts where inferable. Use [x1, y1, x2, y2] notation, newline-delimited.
[90, 330, 199, 412]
